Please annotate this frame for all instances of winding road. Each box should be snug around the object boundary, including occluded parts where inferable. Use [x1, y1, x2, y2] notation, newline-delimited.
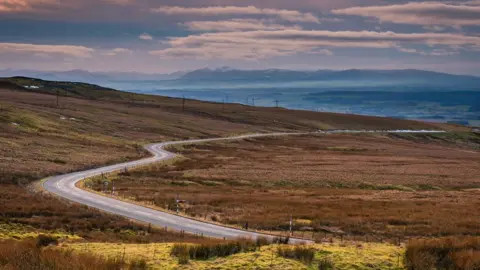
[43, 130, 445, 242]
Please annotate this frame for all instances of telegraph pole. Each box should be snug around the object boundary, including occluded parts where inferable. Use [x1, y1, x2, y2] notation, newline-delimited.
[176, 193, 179, 214]
[275, 100, 279, 108]
[289, 215, 293, 236]
[56, 90, 60, 107]
[252, 96, 255, 106]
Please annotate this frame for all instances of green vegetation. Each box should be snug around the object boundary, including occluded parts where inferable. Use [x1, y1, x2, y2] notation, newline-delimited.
[170, 238, 268, 264]
[63, 241, 405, 269]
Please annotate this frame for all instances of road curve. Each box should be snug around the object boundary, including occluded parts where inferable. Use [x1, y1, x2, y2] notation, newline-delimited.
[43, 130, 445, 243]
[43, 132, 310, 243]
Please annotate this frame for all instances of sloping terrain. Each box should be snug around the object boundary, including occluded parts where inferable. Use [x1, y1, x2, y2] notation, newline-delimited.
[0, 77, 458, 242]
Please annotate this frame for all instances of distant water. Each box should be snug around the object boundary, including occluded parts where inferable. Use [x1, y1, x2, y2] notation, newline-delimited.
[112, 81, 480, 127]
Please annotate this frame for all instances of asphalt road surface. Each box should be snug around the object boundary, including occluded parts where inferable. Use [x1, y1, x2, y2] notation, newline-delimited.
[43, 132, 311, 243]
[43, 130, 445, 242]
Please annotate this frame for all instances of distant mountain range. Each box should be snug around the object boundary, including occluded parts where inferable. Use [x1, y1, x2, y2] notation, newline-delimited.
[2, 67, 480, 88]
[178, 67, 480, 86]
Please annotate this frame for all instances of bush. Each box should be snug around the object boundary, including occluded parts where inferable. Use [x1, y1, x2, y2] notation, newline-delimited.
[318, 258, 335, 270]
[129, 258, 148, 269]
[405, 237, 480, 270]
[36, 234, 58, 247]
[171, 238, 266, 262]
[256, 236, 271, 246]
[171, 244, 190, 264]
[277, 245, 316, 265]
[273, 236, 290, 244]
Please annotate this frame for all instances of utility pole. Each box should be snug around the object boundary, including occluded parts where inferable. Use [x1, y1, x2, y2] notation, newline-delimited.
[225, 94, 229, 103]
[275, 100, 279, 108]
[176, 193, 179, 214]
[252, 96, 255, 106]
[111, 178, 115, 195]
[289, 215, 293, 236]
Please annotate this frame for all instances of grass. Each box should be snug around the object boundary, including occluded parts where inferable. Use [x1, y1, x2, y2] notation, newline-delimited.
[0, 78, 475, 267]
[0, 237, 148, 270]
[63, 241, 405, 269]
[0, 222, 82, 241]
[405, 236, 480, 270]
[108, 133, 480, 238]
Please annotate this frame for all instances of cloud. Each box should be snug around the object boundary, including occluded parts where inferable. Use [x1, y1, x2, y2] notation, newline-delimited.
[0, 0, 71, 13]
[139, 33, 153, 40]
[423, 25, 446, 32]
[183, 19, 302, 32]
[102, 0, 133, 6]
[0, 42, 94, 57]
[104, 48, 132, 56]
[395, 46, 459, 56]
[332, 2, 480, 26]
[149, 29, 480, 60]
[151, 6, 320, 23]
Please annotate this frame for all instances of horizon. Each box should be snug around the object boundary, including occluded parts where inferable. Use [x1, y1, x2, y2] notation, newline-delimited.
[1, 1, 480, 75]
[2, 67, 480, 78]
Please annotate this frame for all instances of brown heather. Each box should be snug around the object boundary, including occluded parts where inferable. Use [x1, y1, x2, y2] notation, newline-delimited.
[110, 133, 480, 238]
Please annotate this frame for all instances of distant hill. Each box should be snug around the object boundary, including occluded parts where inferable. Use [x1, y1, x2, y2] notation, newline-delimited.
[0, 76, 136, 101]
[0, 69, 187, 84]
[178, 68, 480, 86]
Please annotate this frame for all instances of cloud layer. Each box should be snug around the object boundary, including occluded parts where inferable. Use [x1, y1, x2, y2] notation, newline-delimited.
[150, 29, 480, 60]
[0, 42, 94, 57]
[183, 19, 301, 32]
[333, 2, 480, 26]
[151, 6, 320, 23]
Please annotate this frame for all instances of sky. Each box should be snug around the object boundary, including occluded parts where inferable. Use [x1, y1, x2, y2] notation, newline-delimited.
[1, 0, 480, 75]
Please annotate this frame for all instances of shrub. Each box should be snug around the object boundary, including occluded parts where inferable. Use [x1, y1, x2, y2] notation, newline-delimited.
[36, 234, 58, 247]
[277, 245, 316, 265]
[129, 258, 148, 269]
[171, 238, 264, 262]
[171, 244, 190, 264]
[318, 258, 335, 270]
[405, 236, 480, 270]
[256, 236, 271, 246]
[273, 236, 290, 244]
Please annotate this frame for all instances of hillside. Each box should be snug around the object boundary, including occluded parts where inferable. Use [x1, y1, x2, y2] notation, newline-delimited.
[0, 77, 476, 269]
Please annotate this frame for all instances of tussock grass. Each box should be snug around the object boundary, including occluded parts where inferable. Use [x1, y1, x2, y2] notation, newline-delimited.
[0, 237, 147, 270]
[405, 236, 480, 270]
[170, 237, 269, 264]
[64, 241, 405, 269]
[277, 245, 315, 265]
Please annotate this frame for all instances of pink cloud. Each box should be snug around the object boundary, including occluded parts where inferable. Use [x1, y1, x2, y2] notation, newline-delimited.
[150, 29, 480, 60]
[0, 42, 94, 57]
[332, 2, 480, 26]
[151, 6, 320, 23]
[183, 19, 302, 32]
